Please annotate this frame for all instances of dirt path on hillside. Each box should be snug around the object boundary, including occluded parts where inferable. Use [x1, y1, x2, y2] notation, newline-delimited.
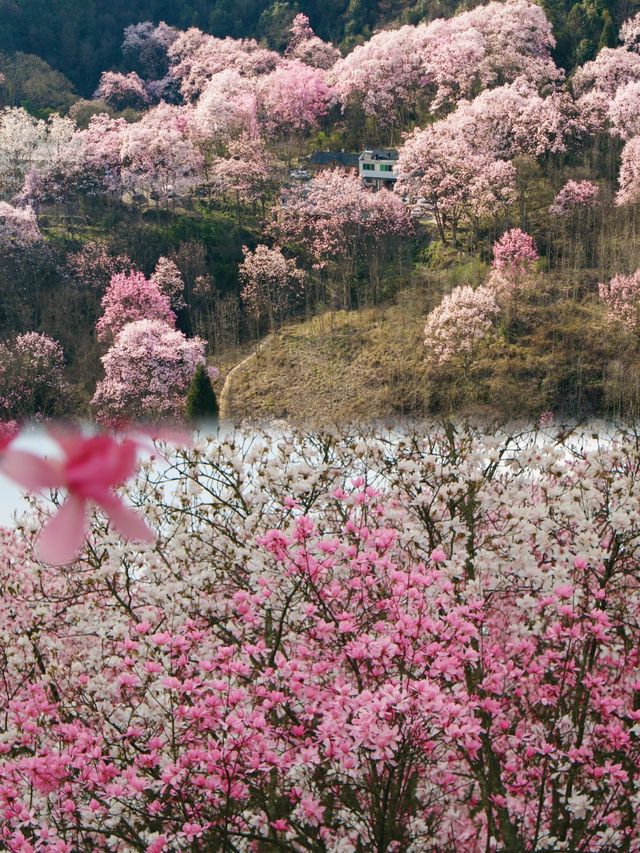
[219, 335, 273, 421]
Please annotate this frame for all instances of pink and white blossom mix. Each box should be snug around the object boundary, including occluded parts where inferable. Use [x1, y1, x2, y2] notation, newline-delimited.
[550, 179, 600, 216]
[599, 267, 640, 333]
[424, 284, 500, 366]
[96, 272, 176, 344]
[2, 425, 640, 850]
[92, 319, 206, 420]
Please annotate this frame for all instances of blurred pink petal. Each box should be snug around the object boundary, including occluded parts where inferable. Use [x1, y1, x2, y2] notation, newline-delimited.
[36, 495, 88, 565]
[0, 421, 20, 451]
[0, 450, 63, 491]
[99, 493, 155, 543]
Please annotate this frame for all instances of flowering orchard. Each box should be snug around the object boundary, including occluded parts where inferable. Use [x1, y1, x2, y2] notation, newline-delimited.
[1, 423, 640, 851]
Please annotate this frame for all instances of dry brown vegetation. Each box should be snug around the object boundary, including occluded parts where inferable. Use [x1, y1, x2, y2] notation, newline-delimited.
[221, 263, 640, 425]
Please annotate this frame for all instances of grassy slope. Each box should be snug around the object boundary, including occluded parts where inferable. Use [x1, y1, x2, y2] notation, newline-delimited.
[223, 266, 638, 425]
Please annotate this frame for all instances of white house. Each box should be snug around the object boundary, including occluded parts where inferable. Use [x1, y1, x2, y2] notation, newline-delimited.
[358, 149, 398, 189]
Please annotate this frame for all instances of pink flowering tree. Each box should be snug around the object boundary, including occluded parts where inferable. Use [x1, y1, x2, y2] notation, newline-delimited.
[239, 244, 305, 332]
[599, 268, 640, 340]
[424, 284, 500, 369]
[397, 122, 516, 245]
[3, 425, 640, 849]
[286, 14, 341, 69]
[275, 168, 412, 307]
[332, 0, 559, 135]
[488, 228, 540, 297]
[96, 271, 176, 345]
[0, 332, 66, 419]
[119, 104, 203, 205]
[168, 29, 280, 100]
[94, 71, 151, 111]
[151, 256, 185, 311]
[620, 11, 640, 52]
[616, 136, 640, 206]
[257, 60, 334, 157]
[122, 21, 179, 82]
[66, 242, 133, 293]
[92, 319, 206, 421]
[444, 81, 575, 161]
[550, 179, 600, 216]
[190, 71, 259, 157]
[210, 133, 275, 222]
[608, 80, 640, 140]
[0, 202, 41, 248]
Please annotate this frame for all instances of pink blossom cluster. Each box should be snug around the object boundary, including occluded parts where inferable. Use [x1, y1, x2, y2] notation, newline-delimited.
[620, 11, 640, 53]
[239, 244, 305, 327]
[0, 202, 41, 247]
[257, 60, 334, 137]
[286, 14, 341, 70]
[92, 319, 206, 421]
[599, 268, 640, 333]
[550, 179, 600, 215]
[0, 332, 66, 419]
[424, 284, 500, 366]
[96, 271, 176, 344]
[94, 71, 151, 110]
[1, 425, 640, 850]
[276, 168, 412, 267]
[616, 136, 640, 206]
[167, 29, 281, 100]
[151, 256, 185, 311]
[492, 228, 540, 274]
[332, 0, 559, 125]
[608, 80, 640, 139]
[65, 241, 133, 292]
[397, 123, 516, 243]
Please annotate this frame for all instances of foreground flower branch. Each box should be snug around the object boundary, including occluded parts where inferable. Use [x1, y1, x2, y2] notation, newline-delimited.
[0, 426, 155, 565]
[1, 423, 640, 851]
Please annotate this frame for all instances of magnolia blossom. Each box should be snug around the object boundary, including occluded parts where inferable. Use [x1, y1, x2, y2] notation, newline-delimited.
[3, 425, 638, 849]
[190, 70, 259, 147]
[0, 201, 41, 246]
[620, 11, 640, 52]
[549, 179, 600, 216]
[445, 80, 575, 160]
[608, 80, 640, 139]
[333, 0, 559, 125]
[276, 168, 411, 266]
[488, 228, 539, 297]
[94, 71, 151, 110]
[96, 271, 176, 344]
[119, 103, 203, 202]
[599, 268, 640, 333]
[424, 284, 500, 366]
[572, 46, 640, 98]
[0, 332, 66, 419]
[151, 256, 185, 311]
[239, 244, 305, 329]
[92, 319, 206, 420]
[257, 60, 334, 137]
[1, 430, 154, 564]
[286, 14, 341, 69]
[168, 29, 281, 100]
[66, 241, 133, 291]
[397, 122, 516, 243]
[616, 136, 640, 205]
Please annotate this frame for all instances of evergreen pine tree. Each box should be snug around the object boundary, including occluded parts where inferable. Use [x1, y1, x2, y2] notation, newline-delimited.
[184, 363, 219, 421]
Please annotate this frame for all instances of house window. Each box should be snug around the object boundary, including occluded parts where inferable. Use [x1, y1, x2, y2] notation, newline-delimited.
[380, 164, 393, 172]
[362, 163, 375, 171]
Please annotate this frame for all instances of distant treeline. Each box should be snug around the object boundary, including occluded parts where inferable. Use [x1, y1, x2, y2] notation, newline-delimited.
[0, 0, 626, 98]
